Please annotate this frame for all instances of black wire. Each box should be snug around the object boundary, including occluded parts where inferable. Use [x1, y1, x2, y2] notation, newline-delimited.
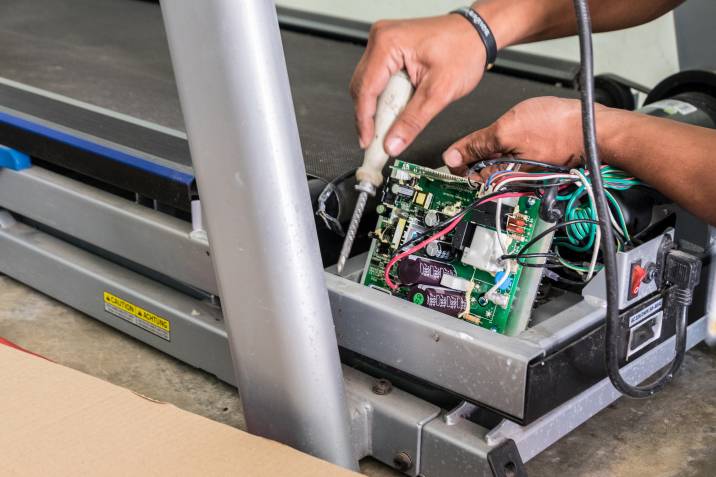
[470, 157, 572, 173]
[503, 252, 557, 260]
[552, 274, 588, 286]
[395, 188, 527, 254]
[519, 260, 562, 269]
[505, 219, 600, 259]
[315, 167, 358, 233]
[573, 0, 678, 398]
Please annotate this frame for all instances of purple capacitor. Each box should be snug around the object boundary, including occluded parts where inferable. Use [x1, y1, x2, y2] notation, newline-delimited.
[409, 285, 467, 317]
[398, 256, 455, 286]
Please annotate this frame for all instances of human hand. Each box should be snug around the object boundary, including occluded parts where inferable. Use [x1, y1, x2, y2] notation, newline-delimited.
[350, 14, 487, 156]
[442, 97, 607, 179]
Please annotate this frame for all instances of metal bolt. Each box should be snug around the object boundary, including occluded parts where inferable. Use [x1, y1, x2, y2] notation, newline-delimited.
[393, 452, 413, 472]
[372, 378, 393, 395]
[644, 263, 657, 283]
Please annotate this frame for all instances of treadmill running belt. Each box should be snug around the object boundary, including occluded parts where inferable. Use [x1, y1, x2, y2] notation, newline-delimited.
[0, 0, 576, 190]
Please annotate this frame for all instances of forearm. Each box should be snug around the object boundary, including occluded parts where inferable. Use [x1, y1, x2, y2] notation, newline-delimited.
[471, 0, 684, 49]
[598, 109, 716, 225]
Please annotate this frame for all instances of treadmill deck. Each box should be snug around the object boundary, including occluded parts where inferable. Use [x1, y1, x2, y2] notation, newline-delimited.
[0, 0, 576, 206]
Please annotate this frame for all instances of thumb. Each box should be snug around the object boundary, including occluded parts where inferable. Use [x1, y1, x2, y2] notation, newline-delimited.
[442, 124, 503, 176]
[384, 77, 452, 157]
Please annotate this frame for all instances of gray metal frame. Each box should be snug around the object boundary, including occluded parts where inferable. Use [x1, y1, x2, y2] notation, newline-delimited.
[0, 167, 216, 294]
[160, 0, 355, 468]
[0, 210, 707, 476]
[0, 164, 598, 420]
[0, 164, 691, 422]
[0, 210, 233, 382]
[0, 0, 710, 470]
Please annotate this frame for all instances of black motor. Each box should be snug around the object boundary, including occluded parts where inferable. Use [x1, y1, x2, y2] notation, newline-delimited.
[641, 69, 716, 128]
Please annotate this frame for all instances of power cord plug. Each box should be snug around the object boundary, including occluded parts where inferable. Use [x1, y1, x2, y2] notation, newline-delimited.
[664, 250, 702, 300]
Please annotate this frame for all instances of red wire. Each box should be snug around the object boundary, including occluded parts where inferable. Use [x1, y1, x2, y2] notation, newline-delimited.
[383, 192, 530, 290]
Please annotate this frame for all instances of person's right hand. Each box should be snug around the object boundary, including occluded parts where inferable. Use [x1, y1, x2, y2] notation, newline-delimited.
[350, 14, 488, 157]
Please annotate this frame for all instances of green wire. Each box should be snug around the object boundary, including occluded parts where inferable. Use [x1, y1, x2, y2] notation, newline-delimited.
[556, 166, 635, 251]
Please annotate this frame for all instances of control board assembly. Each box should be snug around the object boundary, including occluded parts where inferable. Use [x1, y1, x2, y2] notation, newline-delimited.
[361, 160, 549, 334]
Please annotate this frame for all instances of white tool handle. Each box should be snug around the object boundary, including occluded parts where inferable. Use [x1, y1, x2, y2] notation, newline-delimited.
[356, 70, 414, 188]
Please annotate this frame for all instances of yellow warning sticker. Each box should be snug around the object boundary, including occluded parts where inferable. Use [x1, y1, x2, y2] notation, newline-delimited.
[103, 292, 171, 341]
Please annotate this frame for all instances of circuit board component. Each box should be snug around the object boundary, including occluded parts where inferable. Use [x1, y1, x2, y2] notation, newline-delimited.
[361, 160, 547, 334]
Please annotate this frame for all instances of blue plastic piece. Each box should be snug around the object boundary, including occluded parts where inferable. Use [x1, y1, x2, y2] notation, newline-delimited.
[494, 270, 513, 292]
[0, 145, 31, 171]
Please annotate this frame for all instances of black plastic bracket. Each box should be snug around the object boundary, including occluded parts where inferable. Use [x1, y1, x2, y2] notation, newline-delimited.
[487, 439, 528, 477]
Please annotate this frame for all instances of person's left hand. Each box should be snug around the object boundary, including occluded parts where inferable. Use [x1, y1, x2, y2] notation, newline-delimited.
[442, 96, 607, 179]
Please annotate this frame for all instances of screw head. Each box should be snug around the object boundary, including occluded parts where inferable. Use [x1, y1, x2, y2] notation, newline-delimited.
[393, 452, 413, 471]
[644, 263, 657, 283]
[372, 378, 393, 395]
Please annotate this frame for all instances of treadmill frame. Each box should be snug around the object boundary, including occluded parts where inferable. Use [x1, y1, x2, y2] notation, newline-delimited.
[0, 193, 707, 475]
[0, 163, 710, 475]
[0, 1, 711, 474]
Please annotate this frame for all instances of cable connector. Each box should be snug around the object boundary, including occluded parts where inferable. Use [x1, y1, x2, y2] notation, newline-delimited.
[664, 250, 702, 304]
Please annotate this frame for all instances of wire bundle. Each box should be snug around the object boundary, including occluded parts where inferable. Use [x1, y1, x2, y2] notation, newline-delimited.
[381, 157, 642, 293]
[479, 161, 642, 280]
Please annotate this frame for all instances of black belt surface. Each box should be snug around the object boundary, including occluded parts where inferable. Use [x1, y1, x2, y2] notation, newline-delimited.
[0, 0, 576, 185]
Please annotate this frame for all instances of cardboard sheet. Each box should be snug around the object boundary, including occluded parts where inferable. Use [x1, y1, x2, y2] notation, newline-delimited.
[0, 345, 358, 476]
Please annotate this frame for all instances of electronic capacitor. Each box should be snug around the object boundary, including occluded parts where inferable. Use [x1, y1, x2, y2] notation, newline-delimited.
[425, 241, 454, 261]
[424, 210, 440, 227]
[409, 285, 467, 317]
[397, 256, 455, 286]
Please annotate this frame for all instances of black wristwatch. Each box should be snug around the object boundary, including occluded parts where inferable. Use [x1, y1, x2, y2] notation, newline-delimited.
[450, 6, 498, 70]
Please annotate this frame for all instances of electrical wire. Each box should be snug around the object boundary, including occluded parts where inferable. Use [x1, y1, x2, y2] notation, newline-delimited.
[395, 189, 526, 254]
[571, 168, 600, 280]
[315, 168, 357, 235]
[383, 191, 531, 290]
[472, 157, 572, 173]
[476, 160, 637, 278]
[485, 266, 513, 297]
[572, 0, 681, 398]
[384, 214, 462, 290]
[501, 218, 600, 263]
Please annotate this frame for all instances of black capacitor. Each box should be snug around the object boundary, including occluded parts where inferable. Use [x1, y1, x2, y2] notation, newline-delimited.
[409, 285, 467, 317]
[425, 241, 454, 261]
[398, 256, 455, 286]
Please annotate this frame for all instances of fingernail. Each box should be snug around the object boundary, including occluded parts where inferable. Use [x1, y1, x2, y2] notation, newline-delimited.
[385, 136, 405, 156]
[359, 137, 366, 149]
[443, 149, 463, 167]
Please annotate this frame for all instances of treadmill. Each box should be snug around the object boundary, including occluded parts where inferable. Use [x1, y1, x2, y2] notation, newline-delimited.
[0, 1, 710, 475]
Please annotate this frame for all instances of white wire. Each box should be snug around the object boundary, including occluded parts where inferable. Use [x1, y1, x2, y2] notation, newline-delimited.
[491, 171, 577, 280]
[491, 173, 577, 191]
[491, 169, 614, 280]
[495, 199, 507, 253]
[571, 169, 600, 280]
[609, 210, 623, 237]
[492, 172, 575, 254]
[486, 266, 512, 297]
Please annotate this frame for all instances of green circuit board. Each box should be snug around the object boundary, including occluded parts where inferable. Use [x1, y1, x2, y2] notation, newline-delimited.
[360, 160, 543, 334]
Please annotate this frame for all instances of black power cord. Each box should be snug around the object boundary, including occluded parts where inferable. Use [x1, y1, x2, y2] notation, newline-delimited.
[572, 0, 697, 397]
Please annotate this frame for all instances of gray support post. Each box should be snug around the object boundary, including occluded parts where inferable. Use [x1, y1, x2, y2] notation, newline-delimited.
[160, 1, 356, 469]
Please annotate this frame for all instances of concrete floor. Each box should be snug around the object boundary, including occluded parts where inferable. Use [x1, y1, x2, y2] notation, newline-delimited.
[1, 274, 714, 476]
